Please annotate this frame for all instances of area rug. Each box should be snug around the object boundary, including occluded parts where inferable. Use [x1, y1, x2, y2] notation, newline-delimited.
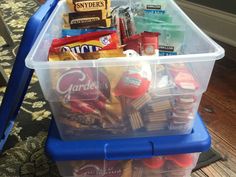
[0, 0, 222, 176]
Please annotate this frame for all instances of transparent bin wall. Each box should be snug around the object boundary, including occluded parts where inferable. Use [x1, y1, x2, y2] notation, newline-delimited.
[36, 61, 204, 140]
[56, 153, 200, 177]
[36, 57, 208, 140]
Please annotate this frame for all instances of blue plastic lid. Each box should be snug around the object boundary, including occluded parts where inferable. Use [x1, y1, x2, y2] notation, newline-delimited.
[45, 114, 211, 161]
[0, 0, 58, 151]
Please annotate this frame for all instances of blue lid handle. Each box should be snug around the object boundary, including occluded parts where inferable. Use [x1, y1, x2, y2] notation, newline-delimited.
[105, 141, 154, 160]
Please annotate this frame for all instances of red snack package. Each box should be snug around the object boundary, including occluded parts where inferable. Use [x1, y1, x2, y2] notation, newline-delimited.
[114, 63, 152, 99]
[124, 34, 142, 54]
[119, 18, 127, 44]
[141, 31, 160, 56]
[50, 31, 119, 54]
[169, 64, 199, 91]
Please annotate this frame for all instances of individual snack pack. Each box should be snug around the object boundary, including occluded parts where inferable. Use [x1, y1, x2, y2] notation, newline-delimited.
[114, 63, 152, 99]
[62, 27, 116, 37]
[167, 63, 199, 91]
[134, 16, 179, 34]
[67, 0, 111, 13]
[131, 0, 185, 55]
[49, 31, 119, 54]
[65, 0, 112, 29]
[123, 34, 142, 54]
[154, 28, 185, 56]
[124, 32, 160, 56]
[63, 10, 107, 25]
[63, 18, 112, 29]
[144, 12, 172, 23]
[134, 16, 168, 28]
[70, 154, 194, 177]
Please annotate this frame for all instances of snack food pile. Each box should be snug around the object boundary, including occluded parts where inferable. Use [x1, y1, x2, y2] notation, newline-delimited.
[47, 0, 199, 137]
[71, 154, 194, 177]
[137, 63, 199, 132]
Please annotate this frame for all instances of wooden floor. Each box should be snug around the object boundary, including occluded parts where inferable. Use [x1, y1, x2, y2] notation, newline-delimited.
[192, 42, 236, 177]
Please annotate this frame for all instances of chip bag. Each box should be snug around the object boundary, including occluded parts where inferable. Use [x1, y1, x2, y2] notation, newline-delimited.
[50, 31, 119, 54]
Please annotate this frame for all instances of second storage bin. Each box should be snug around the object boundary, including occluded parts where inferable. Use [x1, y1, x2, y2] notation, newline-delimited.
[45, 114, 211, 177]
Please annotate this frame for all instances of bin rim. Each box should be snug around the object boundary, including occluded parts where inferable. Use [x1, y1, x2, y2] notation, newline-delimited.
[25, 0, 225, 69]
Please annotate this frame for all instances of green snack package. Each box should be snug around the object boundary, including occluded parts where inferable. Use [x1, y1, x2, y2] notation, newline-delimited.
[134, 16, 164, 33]
[151, 27, 185, 55]
[144, 12, 172, 23]
[134, 16, 181, 33]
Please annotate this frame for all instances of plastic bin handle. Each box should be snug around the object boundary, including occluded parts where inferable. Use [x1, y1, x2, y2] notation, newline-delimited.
[0, 0, 58, 149]
[105, 141, 154, 160]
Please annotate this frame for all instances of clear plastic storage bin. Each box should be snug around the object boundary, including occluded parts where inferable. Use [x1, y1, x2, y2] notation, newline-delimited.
[45, 115, 210, 177]
[25, 0, 224, 140]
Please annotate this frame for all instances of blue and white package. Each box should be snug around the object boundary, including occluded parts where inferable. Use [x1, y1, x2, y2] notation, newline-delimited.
[62, 27, 116, 37]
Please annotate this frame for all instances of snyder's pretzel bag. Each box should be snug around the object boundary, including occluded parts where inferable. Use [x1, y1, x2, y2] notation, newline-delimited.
[66, 0, 111, 12]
